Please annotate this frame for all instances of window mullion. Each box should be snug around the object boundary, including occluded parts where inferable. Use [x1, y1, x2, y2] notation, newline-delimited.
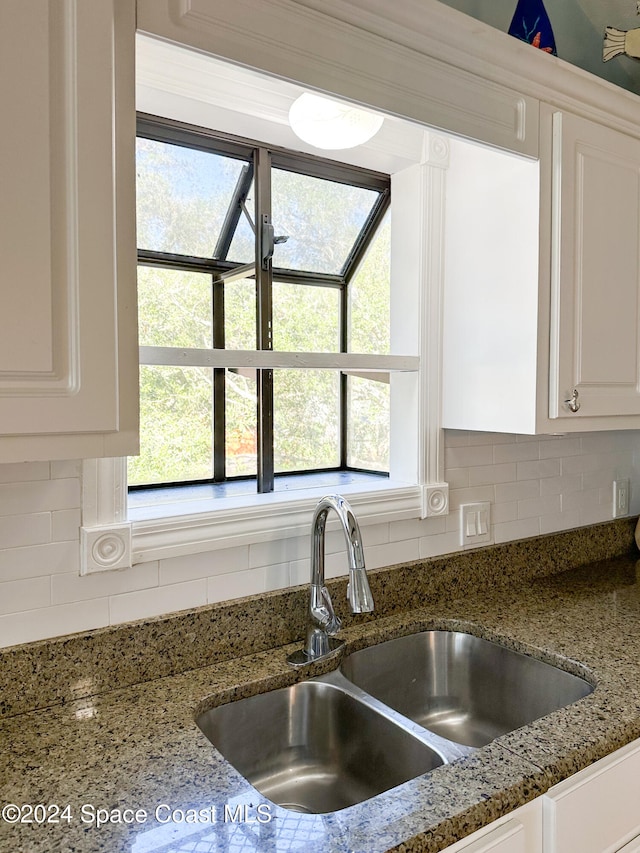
[255, 147, 274, 494]
[212, 275, 226, 482]
[340, 283, 348, 470]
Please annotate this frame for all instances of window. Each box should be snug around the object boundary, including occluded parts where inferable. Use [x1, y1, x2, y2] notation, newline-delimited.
[129, 115, 392, 497]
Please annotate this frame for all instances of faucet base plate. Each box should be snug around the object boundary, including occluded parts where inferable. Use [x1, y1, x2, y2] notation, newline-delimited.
[287, 637, 344, 669]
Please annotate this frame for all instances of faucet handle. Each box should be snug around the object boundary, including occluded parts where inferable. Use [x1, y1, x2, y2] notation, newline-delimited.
[320, 585, 342, 635]
[310, 583, 342, 635]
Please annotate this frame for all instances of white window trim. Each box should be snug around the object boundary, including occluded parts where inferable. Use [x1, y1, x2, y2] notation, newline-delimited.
[79, 131, 450, 574]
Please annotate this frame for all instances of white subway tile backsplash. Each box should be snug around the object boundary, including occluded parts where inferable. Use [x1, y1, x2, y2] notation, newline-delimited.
[389, 517, 447, 542]
[52, 509, 81, 542]
[52, 563, 159, 605]
[516, 459, 561, 480]
[517, 494, 562, 520]
[445, 444, 494, 469]
[491, 501, 519, 524]
[50, 460, 82, 479]
[264, 563, 291, 591]
[248, 535, 307, 569]
[539, 510, 581, 534]
[562, 453, 604, 475]
[207, 569, 264, 603]
[0, 462, 50, 484]
[449, 485, 495, 510]
[562, 488, 602, 512]
[444, 467, 470, 489]
[0, 541, 79, 583]
[0, 599, 110, 647]
[160, 545, 249, 584]
[419, 530, 460, 558]
[468, 463, 516, 487]
[540, 474, 582, 497]
[493, 517, 540, 544]
[0, 479, 79, 517]
[0, 577, 50, 616]
[495, 480, 539, 503]
[579, 505, 611, 526]
[0, 425, 639, 647]
[493, 442, 539, 464]
[363, 539, 421, 570]
[0, 513, 51, 551]
[109, 580, 207, 624]
[538, 437, 582, 459]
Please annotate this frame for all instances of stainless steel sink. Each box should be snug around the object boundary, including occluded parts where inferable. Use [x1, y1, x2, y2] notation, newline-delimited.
[340, 630, 594, 748]
[197, 679, 446, 814]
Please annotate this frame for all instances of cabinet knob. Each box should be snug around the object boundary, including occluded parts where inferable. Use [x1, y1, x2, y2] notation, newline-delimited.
[564, 388, 580, 413]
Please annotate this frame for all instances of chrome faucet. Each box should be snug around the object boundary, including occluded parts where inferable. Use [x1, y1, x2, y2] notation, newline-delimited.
[287, 494, 374, 668]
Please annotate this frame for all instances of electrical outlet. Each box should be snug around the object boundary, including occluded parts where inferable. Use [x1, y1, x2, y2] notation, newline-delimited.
[613, 478, 630, 518]
[460, 502, 492, 548]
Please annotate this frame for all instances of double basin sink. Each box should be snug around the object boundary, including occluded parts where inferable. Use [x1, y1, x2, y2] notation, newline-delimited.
[196, 630, 593, 814]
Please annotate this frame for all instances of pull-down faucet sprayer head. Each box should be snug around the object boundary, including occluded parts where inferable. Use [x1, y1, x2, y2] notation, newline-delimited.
[287, 494, 374, 667]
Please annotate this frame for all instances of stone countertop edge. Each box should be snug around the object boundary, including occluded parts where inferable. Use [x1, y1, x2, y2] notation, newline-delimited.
[1, 518, 640, 853]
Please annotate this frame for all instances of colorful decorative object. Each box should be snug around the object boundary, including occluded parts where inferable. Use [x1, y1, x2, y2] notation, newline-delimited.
[508, 0, 557, 56]
[604, 26, 640, 61]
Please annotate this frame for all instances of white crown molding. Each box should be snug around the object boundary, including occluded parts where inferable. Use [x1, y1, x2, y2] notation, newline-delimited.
[291, 0, 640, 138]
[137, 0, 538, 156]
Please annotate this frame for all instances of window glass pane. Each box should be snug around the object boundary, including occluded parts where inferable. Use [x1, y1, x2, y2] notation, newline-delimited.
[272, 169, 380, 274]
[226, 368, 257, 477]
[137, 267, 212, 348]
[274, 370, 340, 471]
[128, 366, 213, 486]
[224, 278, 256, 350]
[347, 375, 389, 472]
[136, 138, 249, 257]
[349, 213, 390, 355]
[272, 283, 340, 352]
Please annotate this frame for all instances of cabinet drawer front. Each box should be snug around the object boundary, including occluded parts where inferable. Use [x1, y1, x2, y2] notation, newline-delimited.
[544, 741, 640, 853]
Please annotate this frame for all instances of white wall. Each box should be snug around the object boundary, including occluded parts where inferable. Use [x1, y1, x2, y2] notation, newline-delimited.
[0, 429, 638, 648]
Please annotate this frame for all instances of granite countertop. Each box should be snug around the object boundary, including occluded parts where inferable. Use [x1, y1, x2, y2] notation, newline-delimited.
[2, 528, 640, 853]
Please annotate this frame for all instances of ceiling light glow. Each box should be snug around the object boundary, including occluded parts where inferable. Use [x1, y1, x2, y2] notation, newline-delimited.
[288, 93, 384, 150]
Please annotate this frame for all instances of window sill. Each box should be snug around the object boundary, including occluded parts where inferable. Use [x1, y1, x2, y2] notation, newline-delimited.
[128, 477, 424, 564]
[80, 460, 448, 573]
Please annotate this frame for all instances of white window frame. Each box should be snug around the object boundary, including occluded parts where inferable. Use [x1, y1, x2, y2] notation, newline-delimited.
[79, 130, 449, 574]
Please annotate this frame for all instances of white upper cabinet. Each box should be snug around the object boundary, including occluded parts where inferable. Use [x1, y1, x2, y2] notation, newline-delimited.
[443, 104, 640, 434]
[0, 0, 138, 462]
[549, 110, 640, 426]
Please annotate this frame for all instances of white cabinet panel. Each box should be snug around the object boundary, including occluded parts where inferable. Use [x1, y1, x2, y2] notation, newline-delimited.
[544, 739, 640, 853]
[442, 801, 542, 853]
[549, 111, 640, 423]
[0, 0, 138, 461]
[455, 820, 527, 853]
[618, 837, 640, 853]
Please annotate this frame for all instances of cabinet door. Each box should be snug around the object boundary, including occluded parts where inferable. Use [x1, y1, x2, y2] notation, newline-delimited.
[0, 0, 138, 462]
[441, 801, 542, 853]
[549, 111, 640, 423]
[454, 820, 527, 853]
[543, 738, 640, 853]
